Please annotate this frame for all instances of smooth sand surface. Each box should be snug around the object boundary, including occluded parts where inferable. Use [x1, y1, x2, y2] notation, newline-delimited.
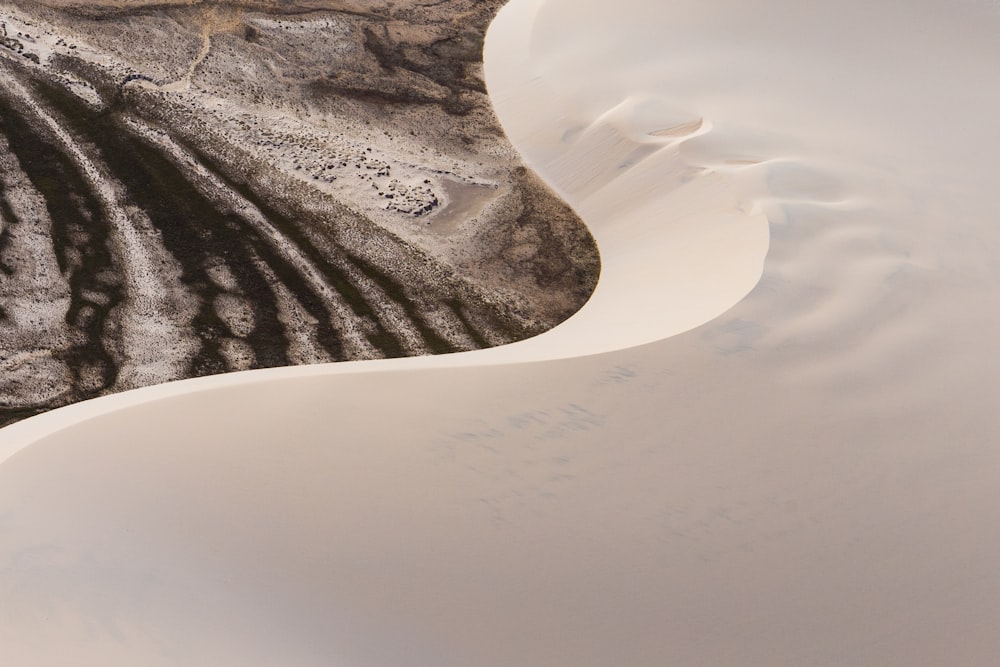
[3, 0, 1000, 664]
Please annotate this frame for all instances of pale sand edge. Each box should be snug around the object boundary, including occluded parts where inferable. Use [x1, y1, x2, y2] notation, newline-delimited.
[0, 0, 768, 458]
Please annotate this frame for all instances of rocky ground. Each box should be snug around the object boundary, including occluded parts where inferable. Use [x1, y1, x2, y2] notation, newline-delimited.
[0, 0, 599, 426]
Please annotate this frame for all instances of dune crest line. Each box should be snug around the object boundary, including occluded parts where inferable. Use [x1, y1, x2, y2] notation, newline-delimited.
[0, 0, 599, 427]
[5, 0, 1000, 665]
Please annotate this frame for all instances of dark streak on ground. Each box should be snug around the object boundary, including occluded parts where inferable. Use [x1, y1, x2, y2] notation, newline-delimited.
[0, 0, 600, 428]
[0, 80, 122, 424]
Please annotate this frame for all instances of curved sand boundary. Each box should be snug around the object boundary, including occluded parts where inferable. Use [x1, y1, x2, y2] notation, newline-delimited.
[0, 0, 770, 454]
[3, 0, 1000, 664]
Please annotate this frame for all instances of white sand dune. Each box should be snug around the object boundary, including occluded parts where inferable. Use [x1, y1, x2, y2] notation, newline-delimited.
[3, 0, 1000, 664]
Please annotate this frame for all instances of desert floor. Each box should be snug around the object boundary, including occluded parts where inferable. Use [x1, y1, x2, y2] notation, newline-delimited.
[2, 0, 1000, 664]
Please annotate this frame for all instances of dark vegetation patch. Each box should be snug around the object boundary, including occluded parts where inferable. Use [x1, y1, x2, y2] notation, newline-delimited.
[28, 73, 330, 371]
[174, 129, 535, 352]
[0, 188, 18, 276]
[0, 82, 121, 421]
[179, 140, 409, 358]
[0, 0, 600, 428]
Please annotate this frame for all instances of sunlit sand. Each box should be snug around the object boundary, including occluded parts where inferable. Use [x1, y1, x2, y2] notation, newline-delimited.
[3, 0, 1000, 664]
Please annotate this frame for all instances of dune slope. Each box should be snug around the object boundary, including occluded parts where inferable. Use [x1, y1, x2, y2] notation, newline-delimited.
[3, 0, 1000, 665]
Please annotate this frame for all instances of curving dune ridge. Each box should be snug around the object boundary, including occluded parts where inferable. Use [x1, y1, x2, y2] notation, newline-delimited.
[3, 0, 1000, 665]
[0, 0, 598, 425]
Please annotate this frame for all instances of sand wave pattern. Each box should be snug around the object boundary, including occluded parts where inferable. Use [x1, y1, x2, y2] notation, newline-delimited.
[4, 0, 1000, 664]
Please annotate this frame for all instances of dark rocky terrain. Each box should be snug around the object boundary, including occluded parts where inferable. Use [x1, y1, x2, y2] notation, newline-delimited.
[0, 0, 599, 426]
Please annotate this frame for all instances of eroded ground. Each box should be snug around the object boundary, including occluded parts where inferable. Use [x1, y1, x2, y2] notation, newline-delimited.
[0, 0, 599, 425]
